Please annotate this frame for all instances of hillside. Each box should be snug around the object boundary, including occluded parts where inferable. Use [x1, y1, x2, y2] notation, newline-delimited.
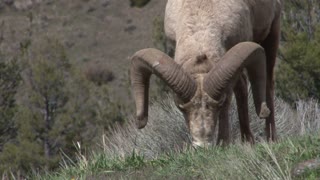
[0, 0, 166, 106]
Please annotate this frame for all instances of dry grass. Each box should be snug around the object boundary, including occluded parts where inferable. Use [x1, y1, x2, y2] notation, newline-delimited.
[33, 94, 320, 179]
[101, 94, 191, 158]
[101, 93, 320, 158]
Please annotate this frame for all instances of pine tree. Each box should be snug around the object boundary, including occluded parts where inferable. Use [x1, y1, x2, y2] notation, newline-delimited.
[0, 37, 125, 175]
[0, 59, 21, 151]
[0, 38, 70, 173]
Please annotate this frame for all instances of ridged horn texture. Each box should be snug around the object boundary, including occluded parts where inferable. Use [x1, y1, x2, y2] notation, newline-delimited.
[131, 48, 197, 129]
[203, 42, 267, 113]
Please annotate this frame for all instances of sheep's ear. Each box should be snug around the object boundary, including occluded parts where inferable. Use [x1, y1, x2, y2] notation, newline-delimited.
[131, 48, 197, 128]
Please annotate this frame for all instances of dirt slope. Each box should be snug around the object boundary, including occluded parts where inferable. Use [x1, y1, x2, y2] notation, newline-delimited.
[0, 0, 167, 108]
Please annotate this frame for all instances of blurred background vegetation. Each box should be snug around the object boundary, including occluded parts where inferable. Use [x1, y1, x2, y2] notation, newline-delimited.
[0, 0, 319, 177]
[276, 0, 320, 105]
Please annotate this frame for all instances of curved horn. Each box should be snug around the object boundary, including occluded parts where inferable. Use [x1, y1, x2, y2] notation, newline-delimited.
[131, 48, 197, 129]
[204, 42, 268, 117]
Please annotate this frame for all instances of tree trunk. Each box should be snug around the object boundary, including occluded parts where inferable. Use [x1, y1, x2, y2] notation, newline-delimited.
[44, 96, 51, 169]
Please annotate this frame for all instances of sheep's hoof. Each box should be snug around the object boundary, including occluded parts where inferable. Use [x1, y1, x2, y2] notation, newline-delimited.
[259, 102, 270, 119]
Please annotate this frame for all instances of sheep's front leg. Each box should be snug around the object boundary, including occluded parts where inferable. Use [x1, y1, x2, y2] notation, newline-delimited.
[234, 74, 254, 143]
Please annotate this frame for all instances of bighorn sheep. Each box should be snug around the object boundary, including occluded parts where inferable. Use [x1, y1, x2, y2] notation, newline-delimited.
[130, 0, 282, 146]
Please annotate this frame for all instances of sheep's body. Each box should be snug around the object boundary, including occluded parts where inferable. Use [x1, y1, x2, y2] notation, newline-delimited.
[130, 0, 282, 146]
[165, 0, 281, 74]
[164, 0, 282, 143]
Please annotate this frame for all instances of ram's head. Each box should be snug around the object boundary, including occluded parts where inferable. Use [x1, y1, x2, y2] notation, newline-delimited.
[130, 42, 270, 146]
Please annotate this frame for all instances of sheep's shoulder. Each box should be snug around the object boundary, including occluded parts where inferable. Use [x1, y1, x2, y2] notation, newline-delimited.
[164, 0, 184, 41]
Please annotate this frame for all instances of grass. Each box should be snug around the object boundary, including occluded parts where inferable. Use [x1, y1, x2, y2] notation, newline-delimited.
[35, 133, 320, 179]
[29, 95, 320, 180]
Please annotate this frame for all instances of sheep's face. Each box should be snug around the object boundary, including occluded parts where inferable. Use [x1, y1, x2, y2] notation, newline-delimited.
[175, 76, 225, 147]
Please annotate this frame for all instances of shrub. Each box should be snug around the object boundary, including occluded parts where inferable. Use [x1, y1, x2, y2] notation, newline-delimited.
[276, 0, 320, 105]
[129, 0, 151, 8]
[84, 61, 115, 86]
[276, 27, 320, 105]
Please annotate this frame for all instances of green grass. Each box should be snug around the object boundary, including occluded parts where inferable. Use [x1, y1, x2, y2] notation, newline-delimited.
[35, 133, 320, 180]
[1, 96, 317, 179]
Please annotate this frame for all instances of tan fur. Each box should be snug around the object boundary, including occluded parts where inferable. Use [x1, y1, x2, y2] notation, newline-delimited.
[164, 0, 282, 145]
[165, 0, 281, 74]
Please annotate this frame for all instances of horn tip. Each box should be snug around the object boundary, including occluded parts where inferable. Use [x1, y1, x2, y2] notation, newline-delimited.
[136, 115, 148, 129]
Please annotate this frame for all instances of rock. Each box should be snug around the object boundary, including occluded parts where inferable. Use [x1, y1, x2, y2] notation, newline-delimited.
[292, 158, 320, 177]
[13, 0, 42, 10]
